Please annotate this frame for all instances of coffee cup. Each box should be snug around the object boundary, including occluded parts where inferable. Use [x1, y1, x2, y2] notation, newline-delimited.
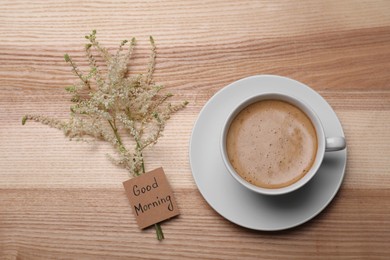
[220, 92, 346, 196]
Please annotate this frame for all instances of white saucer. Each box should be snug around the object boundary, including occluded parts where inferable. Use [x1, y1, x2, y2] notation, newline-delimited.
[189, 75, 347, 231]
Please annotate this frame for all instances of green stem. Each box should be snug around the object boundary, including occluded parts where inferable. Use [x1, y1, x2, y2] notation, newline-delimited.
[111, 128, 164, 241]
[108, 119, 123, 147]
[136, 141, 146, 174]
[136, 143, 164, 241]
[154, 223, 164, 240]
[65, 54, 90, 89]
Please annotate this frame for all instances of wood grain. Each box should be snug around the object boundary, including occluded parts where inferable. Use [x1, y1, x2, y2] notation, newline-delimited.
[1, 0, 390, 259]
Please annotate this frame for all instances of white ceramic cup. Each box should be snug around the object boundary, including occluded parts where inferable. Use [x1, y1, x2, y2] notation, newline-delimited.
[220, 92, 346, 196]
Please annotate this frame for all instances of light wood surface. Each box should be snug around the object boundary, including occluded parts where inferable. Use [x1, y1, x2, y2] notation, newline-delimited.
[1, 1, 390, 259]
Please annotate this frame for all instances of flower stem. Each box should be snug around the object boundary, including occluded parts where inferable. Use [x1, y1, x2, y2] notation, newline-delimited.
[154, 223, 164, 240]
[108, 120, 165, 240]
[113, 135, 164, 241]
[136, 141, 146, 174]
[108, 119, 123, 147]
[136, 143, 165, 241]
[64, 54, 90, 88]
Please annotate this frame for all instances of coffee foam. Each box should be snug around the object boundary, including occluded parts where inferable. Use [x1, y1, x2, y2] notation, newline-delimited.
[226, 100, 317, 189]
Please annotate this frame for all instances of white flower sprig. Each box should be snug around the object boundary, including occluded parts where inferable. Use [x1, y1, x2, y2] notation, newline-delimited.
[22, 30, 187, 240]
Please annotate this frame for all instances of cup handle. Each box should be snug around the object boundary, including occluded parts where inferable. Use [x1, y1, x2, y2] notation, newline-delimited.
[325, 137, 346, 152]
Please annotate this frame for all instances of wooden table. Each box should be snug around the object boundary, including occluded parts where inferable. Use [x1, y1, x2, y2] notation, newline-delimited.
[1, 1, 390, 259]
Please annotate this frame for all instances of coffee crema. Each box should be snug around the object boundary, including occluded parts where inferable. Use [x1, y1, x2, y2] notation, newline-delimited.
[226, 100, 318, 189]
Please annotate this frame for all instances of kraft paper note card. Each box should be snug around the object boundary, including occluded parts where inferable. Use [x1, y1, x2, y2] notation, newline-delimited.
[123, 167, 180, 229]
